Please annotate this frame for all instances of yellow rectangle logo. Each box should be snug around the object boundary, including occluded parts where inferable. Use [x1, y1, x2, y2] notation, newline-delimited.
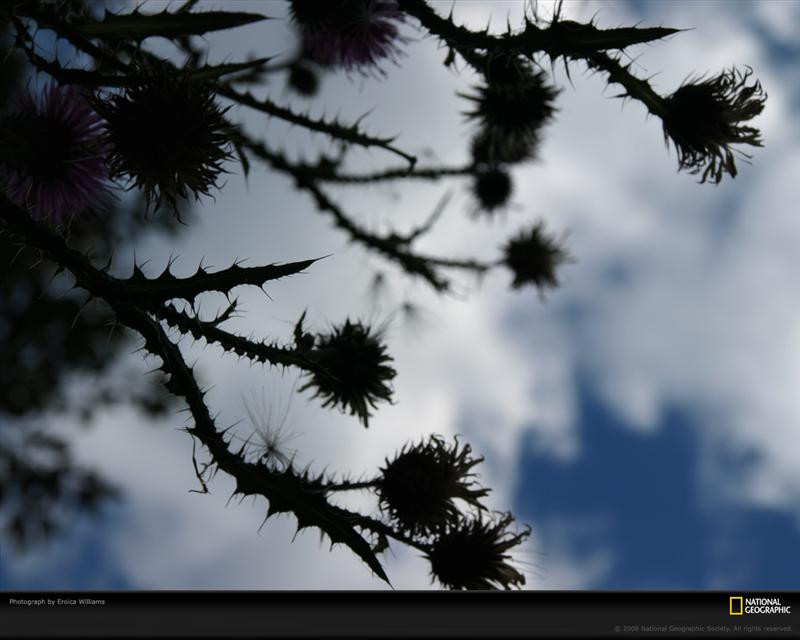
[730, 596, 744, 615]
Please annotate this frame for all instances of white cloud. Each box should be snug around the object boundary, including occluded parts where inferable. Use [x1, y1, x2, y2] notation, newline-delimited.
[506, 1, 800, 518]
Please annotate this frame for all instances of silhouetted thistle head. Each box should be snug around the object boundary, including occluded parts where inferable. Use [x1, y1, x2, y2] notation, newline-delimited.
[472, 167, 512, 213]
[463, 58, 558, 162]
[378, 436, 488, 536]
[427, 512, 531, 590]
[503, 222, 569, 293]
[289, 0, 405, 73]
[0, 83, 108, 221]
[662, 66, 766, 184]
[92, 64, 232, 211]
[300, 319, 395, 427]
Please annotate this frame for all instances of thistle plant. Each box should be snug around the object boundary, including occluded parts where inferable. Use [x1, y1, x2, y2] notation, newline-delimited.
[0, 0, 767, 589]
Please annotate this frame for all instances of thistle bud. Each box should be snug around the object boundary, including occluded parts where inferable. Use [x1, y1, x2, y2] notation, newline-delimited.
[662, 66, 766, 184]
[378, 435, 488, 536]
[288, 61, 320, 97]
[427, 512, 530, 590]
[299, 319, 395, 427]
[502, 222, 569, 293]
[463, 58, 558, 162]
[289, 0, 406, 74]
[92, 64, 232, 211]
[472, 167, 513, 214]
[0, 84, 108, 221]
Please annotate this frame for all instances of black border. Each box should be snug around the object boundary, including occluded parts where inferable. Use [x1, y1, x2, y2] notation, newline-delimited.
[2, 590, 798, 638]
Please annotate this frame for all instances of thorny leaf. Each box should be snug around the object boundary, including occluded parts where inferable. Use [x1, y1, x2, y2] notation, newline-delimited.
[72, 9, 270, 41]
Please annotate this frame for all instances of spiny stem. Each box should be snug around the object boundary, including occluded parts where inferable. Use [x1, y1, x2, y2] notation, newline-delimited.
[351, 513, 431, 554]
[585, 51, 671, 120]
[317, 164, 474, 184]
[238, 135, 491, 292]
[324, 479, 381, 493]
[157, 303, 324, 375]
[216, 84, 416, 166]
[399, 0, 681, 60]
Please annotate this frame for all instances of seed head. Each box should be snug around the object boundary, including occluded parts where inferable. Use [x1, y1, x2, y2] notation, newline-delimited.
[239, 390, 299, 471]
[300, 319, 395, 427]
[92, 64, 232, 212]
[502, 222, 569, 293]
[662, 66, 766, 184]
[0, 83, 108, 221]
[378, 435, 488, 536]
[427, 512, 531, 590]
[290, 0, 406, 74]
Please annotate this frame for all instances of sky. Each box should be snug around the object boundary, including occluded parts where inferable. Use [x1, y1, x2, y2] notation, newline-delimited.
[2, 0, 799, 590]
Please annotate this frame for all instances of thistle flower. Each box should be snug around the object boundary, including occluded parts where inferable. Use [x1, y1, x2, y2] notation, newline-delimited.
[662, 66, 766, 184]
[0, 83, 108, 221]
[502, 222, 569, 293]
[299, 319, 395, 427]
[289, 0, 406, 73]
[378, 435, 489, 536]
[92, 64, 232, 211]
[427, 512, 530, 590]
[472, 167, 512, 214]
[463, 58, 559, 163]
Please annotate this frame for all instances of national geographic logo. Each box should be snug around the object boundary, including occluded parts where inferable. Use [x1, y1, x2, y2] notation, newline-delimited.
[730, 596, 792, 615]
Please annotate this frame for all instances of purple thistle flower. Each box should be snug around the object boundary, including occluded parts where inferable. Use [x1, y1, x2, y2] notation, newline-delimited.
[290, 0, 406, 73]
[0, 83, 108, 221]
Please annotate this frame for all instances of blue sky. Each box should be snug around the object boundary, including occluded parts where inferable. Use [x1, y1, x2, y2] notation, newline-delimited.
[514, 378, 800, 589]
[2, 0, 799, 590]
